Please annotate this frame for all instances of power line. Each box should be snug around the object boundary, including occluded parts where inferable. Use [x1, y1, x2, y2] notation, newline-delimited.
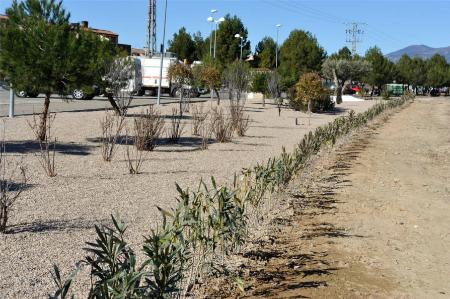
[261, 0, 407, 54]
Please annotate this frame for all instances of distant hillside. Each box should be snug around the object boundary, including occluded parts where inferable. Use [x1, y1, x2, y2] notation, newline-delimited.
[386, 45, 450, 62]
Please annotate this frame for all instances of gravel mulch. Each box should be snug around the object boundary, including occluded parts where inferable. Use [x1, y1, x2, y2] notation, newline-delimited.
[0, 98, 375, 298]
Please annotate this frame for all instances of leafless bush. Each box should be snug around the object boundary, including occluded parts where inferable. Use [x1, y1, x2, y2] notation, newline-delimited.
[199, 121, 212, 150]
[124, 127, 146, 175]
[222, 61, 250, 102]
[191, 104, 208, 136]
[211, 106, 233, 143]
[100, 110, 126, 162]
[266, 71, 281, 101]
[0, 127, 27, 233]
[28, 113, 57, 177]
[134, 106, 165, 151]
[104, 57, 136, 115]
[168, 108, 184, 143]
[229, 100, 250, 137]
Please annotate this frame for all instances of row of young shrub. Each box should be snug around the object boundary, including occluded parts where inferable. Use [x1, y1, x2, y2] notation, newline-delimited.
[49, 93, 414, 299]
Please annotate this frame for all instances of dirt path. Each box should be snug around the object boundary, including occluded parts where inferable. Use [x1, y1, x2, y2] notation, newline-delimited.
[216, 98, 450, 298]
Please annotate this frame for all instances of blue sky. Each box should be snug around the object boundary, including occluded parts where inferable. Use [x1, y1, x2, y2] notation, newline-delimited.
[1, 0, 449, 56]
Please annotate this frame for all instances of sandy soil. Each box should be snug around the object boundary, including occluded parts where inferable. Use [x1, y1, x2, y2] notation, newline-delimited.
[206, 98, 450, 298]
[0, 97, 375, 298]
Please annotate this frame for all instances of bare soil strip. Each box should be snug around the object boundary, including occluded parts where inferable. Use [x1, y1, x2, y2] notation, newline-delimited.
[206, 98, 450, 298]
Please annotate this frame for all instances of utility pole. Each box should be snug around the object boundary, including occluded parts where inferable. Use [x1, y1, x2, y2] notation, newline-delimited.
[146, 0, 157, 56]
[345, 22, 365, 56]
[157, 0, 168, 105]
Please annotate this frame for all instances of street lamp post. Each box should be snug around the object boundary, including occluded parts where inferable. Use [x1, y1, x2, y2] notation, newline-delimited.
[214, 17, 225, 59]
[275, 24, 282, 68]
[208, 9, 217, 57]
[157, 0, 168, 105]
[234, 34, 244, 61]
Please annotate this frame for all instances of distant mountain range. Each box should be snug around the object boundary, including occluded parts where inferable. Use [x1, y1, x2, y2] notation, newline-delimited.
[386, 45, 450, 62]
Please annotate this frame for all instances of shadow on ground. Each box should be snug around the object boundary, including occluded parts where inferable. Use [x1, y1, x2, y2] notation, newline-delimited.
[6, 217, 110, 234]
[6, 141, 95, 156]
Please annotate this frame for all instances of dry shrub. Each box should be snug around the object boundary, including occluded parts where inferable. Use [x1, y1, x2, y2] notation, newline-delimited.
[134, 106, 165, 151]
[229, 100, 250, 137]
[211, 106, 233, 143]
[124, 127, 146, 175]
[0, 126, 27, 233]
[168, 108, 184, 143]
[28, 113, 57, 177]
[199, 121, 212, 150]
[100, 110, 126, 162]
[191, 104, 208, 136]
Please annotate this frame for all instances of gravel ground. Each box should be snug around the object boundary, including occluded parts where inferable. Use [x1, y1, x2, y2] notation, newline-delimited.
[0, 98, 375, 298]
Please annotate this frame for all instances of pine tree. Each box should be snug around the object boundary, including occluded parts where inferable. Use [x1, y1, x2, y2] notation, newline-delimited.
[0, 0, 114, 140]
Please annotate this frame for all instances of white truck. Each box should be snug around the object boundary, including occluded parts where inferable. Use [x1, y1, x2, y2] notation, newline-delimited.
[137, 53, 178, 96]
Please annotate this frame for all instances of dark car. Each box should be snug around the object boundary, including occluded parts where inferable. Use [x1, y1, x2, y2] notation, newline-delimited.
[430, 88, 440, 97]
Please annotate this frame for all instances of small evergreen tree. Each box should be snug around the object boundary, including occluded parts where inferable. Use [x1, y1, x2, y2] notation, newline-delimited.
[294, 72, 325, 113]
[0, 0, 115, 140]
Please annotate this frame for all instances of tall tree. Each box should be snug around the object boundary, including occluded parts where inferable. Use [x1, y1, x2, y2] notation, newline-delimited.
[0, 0, 114, 140]
[396, 54, 413, 85]
[168, 27, 196, 63]
[330, 47, 352, 60]
[409, 57, 427, 91]
[279, 30, 326, 88]
[426, 54, 448, 87]
[215, 15, 251, 67]
[254, 37, 277, 69]
[192, 31, 205, 61]
[364, 47, 396, 93]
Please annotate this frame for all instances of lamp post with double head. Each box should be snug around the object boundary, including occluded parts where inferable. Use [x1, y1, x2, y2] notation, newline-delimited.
[234, 34, 244, 61]
[214, 17, 225, 59]
[207, 9, 217, 57]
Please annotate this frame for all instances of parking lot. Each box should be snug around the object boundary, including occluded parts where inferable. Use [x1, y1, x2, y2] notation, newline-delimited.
[0, 88, 208, 117]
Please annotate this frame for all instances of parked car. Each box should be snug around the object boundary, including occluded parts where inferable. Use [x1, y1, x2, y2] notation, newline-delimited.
[429, 88, 440, 97]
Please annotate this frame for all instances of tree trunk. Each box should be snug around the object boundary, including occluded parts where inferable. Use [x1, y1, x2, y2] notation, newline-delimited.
[332, 69, 343, 105]
[336, 86, 343, 104]
[179, 87, 184, 117]
[107, 94, 122, 116]
[38, 94, 51, 141]
[214, 88, 221, 105]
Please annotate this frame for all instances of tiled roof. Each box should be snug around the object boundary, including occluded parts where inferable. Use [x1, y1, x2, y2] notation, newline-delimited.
[0, 14, 8, 20]
[84, 27, 118, 37]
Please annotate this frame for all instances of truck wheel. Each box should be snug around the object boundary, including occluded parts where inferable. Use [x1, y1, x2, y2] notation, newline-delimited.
[15, 90, 28, 98]
[72, 89, 85, 100]
[136, 88, 145, 96]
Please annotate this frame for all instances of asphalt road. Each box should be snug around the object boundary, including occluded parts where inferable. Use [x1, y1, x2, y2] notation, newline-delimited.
[0, 88, 210, 117]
